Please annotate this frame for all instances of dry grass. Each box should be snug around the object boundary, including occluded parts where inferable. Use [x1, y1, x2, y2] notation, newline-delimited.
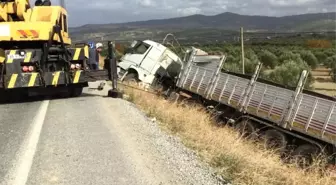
[311, 71, 331, 76]
[315, 90, 336, 97]
[119, 83, 336, 185]
[314, 76, 332, 82]
[311, 67, 335, 96]
[313, 82, 336, 90]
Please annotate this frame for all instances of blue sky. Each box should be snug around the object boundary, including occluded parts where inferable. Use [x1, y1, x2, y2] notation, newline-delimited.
[30, 0, 336, 27]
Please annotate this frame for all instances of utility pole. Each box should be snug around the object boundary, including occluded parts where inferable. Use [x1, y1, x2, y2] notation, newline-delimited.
[240, 27, 245, 74]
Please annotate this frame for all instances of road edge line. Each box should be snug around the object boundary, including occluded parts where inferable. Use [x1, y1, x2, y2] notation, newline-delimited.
[3, 100, 50, 185]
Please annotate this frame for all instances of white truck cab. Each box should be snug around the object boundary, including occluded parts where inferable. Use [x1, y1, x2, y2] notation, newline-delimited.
[118, 40, 183, 88]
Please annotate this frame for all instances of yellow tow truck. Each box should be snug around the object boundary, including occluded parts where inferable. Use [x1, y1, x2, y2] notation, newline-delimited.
[0, 0, 118, 99]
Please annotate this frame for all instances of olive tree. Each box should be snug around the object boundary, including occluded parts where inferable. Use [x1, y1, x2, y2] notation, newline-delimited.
[258, 50, 278, 69]
[325, 55, 336, 68]
[299, 50, 318, 69]
[278, 51, 303, 65]
[266, 59, 314, 89]
[314, 51, 328, 66]
[222, 57, 259, 75]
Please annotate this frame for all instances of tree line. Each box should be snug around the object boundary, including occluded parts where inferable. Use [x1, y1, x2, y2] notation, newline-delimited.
[101, 41, 336, 90]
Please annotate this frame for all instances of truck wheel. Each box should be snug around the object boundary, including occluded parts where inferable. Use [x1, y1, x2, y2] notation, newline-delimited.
[167, 92, 180, 102]
[235, 119, 258, 139]
[123, 73, 139, 84]
[292, 144, 320, 168]
[71, 87, 83, 97]
[263, 129, 288, 153]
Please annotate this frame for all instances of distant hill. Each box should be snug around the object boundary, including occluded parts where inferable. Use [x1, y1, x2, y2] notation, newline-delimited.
[69, 12, 336, 43]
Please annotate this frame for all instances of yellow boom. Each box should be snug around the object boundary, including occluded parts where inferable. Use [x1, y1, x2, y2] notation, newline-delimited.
[0, 0, 71, 44]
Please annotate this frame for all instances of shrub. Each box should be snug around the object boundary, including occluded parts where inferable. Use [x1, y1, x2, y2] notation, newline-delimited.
[223, 56, 260, 75]
[245, 48, 260, 62]
[324, 49, 336, 58]
[266, 59, 314, 89]
[325, 55, 336, 68]
[225, 55, 240, 64]
[332, 67, 336, 83]
[278, 51, 303, 64]
[245, 57, 260, 75]
[314, 51, 328, 65]
[274, 48, 290, 57]
[299, 50, 318, 69]
[258, 50, 278, 69]
[223, 62, 241, 73]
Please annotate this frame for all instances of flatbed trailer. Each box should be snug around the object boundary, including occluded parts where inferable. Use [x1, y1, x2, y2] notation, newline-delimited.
[171, 47, 336, 165]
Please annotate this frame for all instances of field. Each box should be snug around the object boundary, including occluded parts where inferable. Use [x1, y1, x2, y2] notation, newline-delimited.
[312, 67, 336, 96]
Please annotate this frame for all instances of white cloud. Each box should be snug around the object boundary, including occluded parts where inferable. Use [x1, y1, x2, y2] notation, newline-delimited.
[136, 0, 155, 7]
[177, 7, 202, 16]
[268, 0, 317, 7]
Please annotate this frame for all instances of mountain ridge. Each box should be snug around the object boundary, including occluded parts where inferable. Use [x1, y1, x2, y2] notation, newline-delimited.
[69, 12, 336, 43]
[71, 12, 336, 31]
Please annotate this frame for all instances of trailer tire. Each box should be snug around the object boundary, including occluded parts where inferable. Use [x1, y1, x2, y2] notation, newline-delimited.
[263, 129, 288, 153]
[235, 119, 258, 139]
[292, 144, 320, 168]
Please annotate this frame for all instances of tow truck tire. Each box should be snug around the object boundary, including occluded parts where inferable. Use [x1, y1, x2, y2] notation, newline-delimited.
[71, 87, 83, 97]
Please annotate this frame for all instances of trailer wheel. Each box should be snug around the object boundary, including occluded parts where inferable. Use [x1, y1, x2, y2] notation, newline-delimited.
[263, 129, 288, 153]
[292, 144, 320, 168]
[235, 119, 258, 139]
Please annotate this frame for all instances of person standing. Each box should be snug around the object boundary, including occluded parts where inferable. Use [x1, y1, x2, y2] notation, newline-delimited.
[95, 42, 103, 69]
[87, 42, 98, 70]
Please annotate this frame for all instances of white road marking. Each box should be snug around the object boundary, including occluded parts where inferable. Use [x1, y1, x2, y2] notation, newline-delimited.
[3, 100, 49, 185]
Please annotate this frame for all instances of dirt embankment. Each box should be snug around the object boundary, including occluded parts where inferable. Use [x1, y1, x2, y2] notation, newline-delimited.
[119, 83, 336, 185]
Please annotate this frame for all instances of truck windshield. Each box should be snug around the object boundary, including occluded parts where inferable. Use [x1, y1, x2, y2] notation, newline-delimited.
[127, 41, 150, 55]
[134, 43, 150, 54]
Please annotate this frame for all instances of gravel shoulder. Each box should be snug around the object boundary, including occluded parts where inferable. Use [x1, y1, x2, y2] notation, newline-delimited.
[100, 97, 224, 185]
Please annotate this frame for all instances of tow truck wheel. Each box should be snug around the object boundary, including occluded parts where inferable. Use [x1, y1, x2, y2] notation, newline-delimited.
[71, 87, 83, 97]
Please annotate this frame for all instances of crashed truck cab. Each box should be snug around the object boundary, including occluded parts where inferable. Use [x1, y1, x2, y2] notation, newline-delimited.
[118, 40, 183, 88]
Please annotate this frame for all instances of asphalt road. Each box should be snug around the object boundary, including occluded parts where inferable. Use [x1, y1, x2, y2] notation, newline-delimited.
[0, 83, 222, 185]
